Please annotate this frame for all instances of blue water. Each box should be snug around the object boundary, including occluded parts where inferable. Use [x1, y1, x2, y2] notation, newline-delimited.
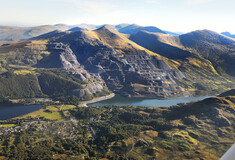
[0, 104, 42, 120]
[88, 95, 212, 107]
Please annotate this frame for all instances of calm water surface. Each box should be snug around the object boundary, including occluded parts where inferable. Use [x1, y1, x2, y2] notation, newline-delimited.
[0, 95, 212, 120]
[0, 104, 42, 120]
[88, 95, 212, 107]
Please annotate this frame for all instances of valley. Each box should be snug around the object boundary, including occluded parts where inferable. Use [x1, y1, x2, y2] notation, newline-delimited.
[0, 89, 235, 159]
[0, 24, 235, 103]
[0, 23, 235, 159]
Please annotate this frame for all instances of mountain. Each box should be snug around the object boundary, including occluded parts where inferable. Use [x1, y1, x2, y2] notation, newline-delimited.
[34, 25, 187, 98]
[0, 23, 102, 42]
[218, 89, 235, 97]
[0, 23, 166, 41]
[179, 30, 235, 58]
[164, 30, 182, 35]
[221, 32, 235, 38]
[76, 23, 100, 29]
[130, 30, 235, 60]
[129, 30, 235, 94]
[177, 30, 235, 76]
[114, 23, 130, 30]
[98, 24, 166, 35]
[67, 27, 84, 32]
[0, 25, 73, 41]
[0, 25, 192, 102]
[117, 24, 166, 34]
[0, 37, 110, 103]
[130, 31, 191, 59]
[0, 25, 234, 102]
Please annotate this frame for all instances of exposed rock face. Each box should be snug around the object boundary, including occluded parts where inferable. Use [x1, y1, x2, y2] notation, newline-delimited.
[35, 27, 190, 98]
[36, 42, 107, 99]
[72, 83, 104, 98]
[68, 38, 186, 98]
[58, 44, 81, 71]
[37, 42, 95, 81]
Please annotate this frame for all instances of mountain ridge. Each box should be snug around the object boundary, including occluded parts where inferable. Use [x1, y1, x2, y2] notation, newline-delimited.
[0, 24, 234, 101]
[221, 32, 235, 39]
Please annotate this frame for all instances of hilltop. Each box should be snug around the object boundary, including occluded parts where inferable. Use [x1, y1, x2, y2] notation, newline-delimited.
[221, 32, 235, 39]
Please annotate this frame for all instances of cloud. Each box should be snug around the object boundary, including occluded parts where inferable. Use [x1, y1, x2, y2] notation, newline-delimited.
[185, 0, 215, 5]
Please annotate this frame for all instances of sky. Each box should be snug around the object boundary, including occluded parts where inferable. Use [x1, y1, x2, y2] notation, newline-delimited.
[0, 0, 234, 33]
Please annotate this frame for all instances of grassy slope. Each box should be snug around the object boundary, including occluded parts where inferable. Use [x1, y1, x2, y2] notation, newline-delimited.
[129, 31, 235, 95]
[15, 105, 76, 120]
[0, 39, 110, 103]
[0, 72, 43, 101]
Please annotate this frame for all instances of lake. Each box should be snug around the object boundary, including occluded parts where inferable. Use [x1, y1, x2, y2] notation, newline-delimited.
[0, 95, 212, 120]
[0, 104, 42, 120]
[88, 94, 212, 107]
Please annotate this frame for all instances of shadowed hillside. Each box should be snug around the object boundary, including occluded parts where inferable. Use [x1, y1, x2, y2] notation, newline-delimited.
[129, 30, 235, 94]
[221, 32, 235, 39]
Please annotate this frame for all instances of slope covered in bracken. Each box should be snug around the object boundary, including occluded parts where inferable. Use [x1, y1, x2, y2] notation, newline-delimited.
[130, 30, 235, 95]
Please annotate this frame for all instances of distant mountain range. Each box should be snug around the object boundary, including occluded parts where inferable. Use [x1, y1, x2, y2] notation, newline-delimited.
[0, 23, 234, 102]
[221, 32, 235, 38]
[0, 23, 181, 42]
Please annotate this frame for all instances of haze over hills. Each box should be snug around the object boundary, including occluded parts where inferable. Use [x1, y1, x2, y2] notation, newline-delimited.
[0, 23, 178, 42]
[117, 24, 166, 34]
[0, 25, 71, 41]
[221, 32, 235, 39]
[0, 24, 96, 41]
[1, 23, 232, 42]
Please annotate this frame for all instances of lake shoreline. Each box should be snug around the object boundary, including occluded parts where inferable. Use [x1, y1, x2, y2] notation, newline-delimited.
[79, 93, 115, 107]
[87, 94, 213, 108]
[0, 104, 42, 121]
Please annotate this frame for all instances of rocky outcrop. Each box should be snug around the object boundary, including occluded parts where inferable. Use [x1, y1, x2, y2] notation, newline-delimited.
[35, 28, 191, 98]
[76, 45, 187, 98]
[72, 83, 104, 98]
[36, 42, 108, 100]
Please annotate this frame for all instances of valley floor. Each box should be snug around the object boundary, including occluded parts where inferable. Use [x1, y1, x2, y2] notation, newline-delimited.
[0, 90, 235, 159]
